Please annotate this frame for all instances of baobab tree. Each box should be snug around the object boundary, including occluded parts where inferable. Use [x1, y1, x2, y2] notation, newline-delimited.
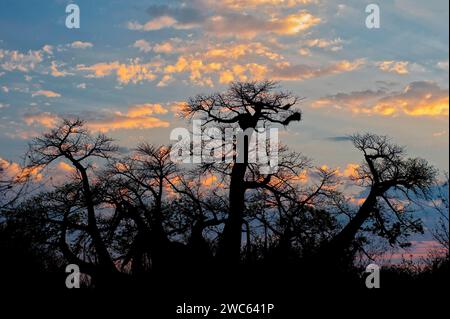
[104, 144, 191, 272]
[183, 81, 302, 264]
[26, 118, 119, 275]
[323, 133, 437, 261]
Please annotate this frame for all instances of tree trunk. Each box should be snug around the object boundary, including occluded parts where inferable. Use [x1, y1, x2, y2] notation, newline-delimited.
[218, 130, 252, 264]
[323, 190, 378, 258]
[218, 163, 247, 264]
[75, 163, 116, 273]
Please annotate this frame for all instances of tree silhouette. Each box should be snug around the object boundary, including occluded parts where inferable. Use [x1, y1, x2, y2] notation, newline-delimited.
[323, 133, 437, 262]
[183, 81, 302, 264]
[26, 118, 118, 276]
[0, 82, 446, 291]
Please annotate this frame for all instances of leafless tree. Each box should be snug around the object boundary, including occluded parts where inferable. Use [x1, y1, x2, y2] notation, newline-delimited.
[26, 118, 118, 275]
[183, 81, 302, 264]
[324, 133, 437, 259]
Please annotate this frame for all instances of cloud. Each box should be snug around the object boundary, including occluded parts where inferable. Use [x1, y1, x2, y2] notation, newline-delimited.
[86, 103, 170, 132]
[219, 63, 268, 83]
[301, 37, 344, 51]
[69, 41, 94, 49]
[153, 41, 175, 54]
[0, 48, 44, 72]
[42, 45, 54, 55]
[313, 81, 449, 117]
[77, 61, 121, 77]
[50, 61, 73, 77]
[339, 163, 360, 178]
[436, 60, 449, 71]
[80, 40, 361, 87]
[298, 48, 311, 56]
[128, 16, 180, 31]
[320, 163, 360, 178]
[23, 112, 60, 127]
[31, 90, 61, 98]
[157, 74, 174, 87]
[77, 60, 159, 84]
[203, 11, 320, 38]
[0, 157, 43, 182]
[128, 3, 320, 38]
[133, 39, 152, 53]
[217, 0, 316, 10]
[57, 161, 76, 173]
[127, 103, 168, 117]
[204, 42, 281, 60]
[169, 101, 188, 116]
[378, 60, 409, 75]
[132, 39, 180, 55]
[271, 59, 365, 80]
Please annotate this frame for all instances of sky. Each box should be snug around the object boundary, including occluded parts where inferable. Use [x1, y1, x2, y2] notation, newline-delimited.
[0, 0, 448, 262]
[0, 0, 448, 172]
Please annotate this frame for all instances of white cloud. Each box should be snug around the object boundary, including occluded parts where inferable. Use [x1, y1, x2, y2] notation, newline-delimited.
[0, 48, 44, 72]
[69, 41, 94, 49]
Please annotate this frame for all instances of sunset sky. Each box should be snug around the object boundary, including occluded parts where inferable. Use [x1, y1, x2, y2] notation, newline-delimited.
[0, 0, 448, 262]
[0, 0, 447, 178]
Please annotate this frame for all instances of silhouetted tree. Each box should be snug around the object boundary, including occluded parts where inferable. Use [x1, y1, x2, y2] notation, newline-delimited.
[324, 133, 437, 262]
[183, 81, 302, 264]
[26, 118, 118, 276]
[431, 174, 449, 251]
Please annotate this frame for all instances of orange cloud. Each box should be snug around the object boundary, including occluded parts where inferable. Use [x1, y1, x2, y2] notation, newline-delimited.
[153, 42, 175, 54]
[218, 0, 315, 9]
[31, 90, 61, 98]
[313, 81, 449, 117]
[23, 112, 60, 128]
[133, 39, 152, 53]
[378, 60, 409, 75]
[272, 11, 321, 35]
[204, 10, 320, 38]
[271, 59, 364, 80]
[0, 157, 43, 182]
[169, 101, 188, 116]
[77, 61, 121, 77]
[50, 61, 72, 77]
[86, 104, 170, 132]
[202, 174, 218, 186]
[57, 161, 76, 173]
[335, 163, 360, 178]
[77, 60, 159, 84]
[127, 103, 168, 117]
[127, 16, 179, 31]
[205, 42, 281, 61]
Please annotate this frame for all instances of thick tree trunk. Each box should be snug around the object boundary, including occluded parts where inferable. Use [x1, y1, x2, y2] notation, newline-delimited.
[218, 162, 247, 264]
[322, 190, 378, 258]
[218, 130, 252, 264]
